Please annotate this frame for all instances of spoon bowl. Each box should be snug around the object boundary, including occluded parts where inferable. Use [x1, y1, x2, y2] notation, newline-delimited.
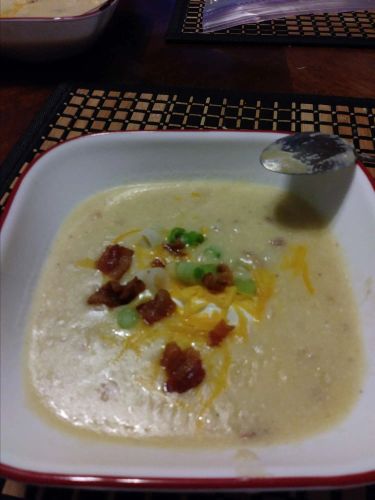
[260, 132, 356, 175]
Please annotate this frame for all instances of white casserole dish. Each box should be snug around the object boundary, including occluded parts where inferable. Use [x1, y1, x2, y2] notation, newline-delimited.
[0, 131, 374, 489]
[0, 0, 119, 61]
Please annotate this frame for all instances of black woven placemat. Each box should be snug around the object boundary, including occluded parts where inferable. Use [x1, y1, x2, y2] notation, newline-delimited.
[167, 0, 375, 46]
[0, 484, 372, 499]
[1, 83, 375, 212]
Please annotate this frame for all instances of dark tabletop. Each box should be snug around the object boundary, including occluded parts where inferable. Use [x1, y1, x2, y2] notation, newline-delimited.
[1, 0, 375, 165]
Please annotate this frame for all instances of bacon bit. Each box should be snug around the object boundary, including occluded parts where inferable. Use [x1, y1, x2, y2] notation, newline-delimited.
[202, 263, 234, 293]
[87, 277, 145, 308]
[163, 240, 186, 256]
[87, 281, 122, 308]
[208, 319, 235, 347]
[117, 277, 146, 303]
[240, 431, 258, 439]
[160, 342, 206, 393]
[96, 244, 134, 280]
[151, 258, 166, 268]
[137, 289, 176, 325]
[269, 237, 286, 247]
[98, 380, 119, 402]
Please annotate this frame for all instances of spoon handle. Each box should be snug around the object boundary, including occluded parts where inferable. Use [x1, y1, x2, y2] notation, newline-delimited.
[358, 153, 375, 168]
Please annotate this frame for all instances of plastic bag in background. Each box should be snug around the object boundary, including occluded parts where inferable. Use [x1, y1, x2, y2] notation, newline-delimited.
[203, 0, 375, 32]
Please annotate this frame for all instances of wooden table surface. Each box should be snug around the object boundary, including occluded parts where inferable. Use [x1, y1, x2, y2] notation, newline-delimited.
[1, 0, 375, 166]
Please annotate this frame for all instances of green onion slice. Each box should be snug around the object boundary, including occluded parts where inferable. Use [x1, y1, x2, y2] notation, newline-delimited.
[203, 245, 222, 259]
[168, 227, 186, 243]
[117, 306, 139, 329]
[235, 277, 257, 296]
[175, 262, 199, 285]
[175, 262, 218, 284]
[180, 231, 205, 247]
[167, 227, 204, 247]
[193, 264, 218, 280]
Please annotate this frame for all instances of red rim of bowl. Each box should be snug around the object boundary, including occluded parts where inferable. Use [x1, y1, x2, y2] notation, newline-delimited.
[0, 462, 374, 489]
[0, 0, 117, 22]
[0, 129, 374, 489]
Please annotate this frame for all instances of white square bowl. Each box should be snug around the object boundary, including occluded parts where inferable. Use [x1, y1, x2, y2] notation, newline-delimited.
[1, 131, 374, 490]
[0, 0, 119, 61]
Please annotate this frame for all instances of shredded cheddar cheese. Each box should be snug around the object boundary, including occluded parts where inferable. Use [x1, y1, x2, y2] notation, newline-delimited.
[75, 258, 96, 269]
[198, 344, 232, 421]
[111, 228, 141, 244]
[282, 245, 315, 294]
[112, 267, 277, 418]
[78, 225, 281, 419]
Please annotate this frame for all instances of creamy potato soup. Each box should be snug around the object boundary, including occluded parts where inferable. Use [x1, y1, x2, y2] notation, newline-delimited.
[0, 0, 106, 17]
[27, 181, 363, 445]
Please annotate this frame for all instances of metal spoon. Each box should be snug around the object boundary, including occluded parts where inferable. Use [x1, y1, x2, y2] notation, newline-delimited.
[260, 132, 361, 175]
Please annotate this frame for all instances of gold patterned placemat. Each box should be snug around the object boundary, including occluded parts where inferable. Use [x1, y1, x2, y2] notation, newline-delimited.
[167, 0, 375, 46]
[1, 83, 374, 212]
